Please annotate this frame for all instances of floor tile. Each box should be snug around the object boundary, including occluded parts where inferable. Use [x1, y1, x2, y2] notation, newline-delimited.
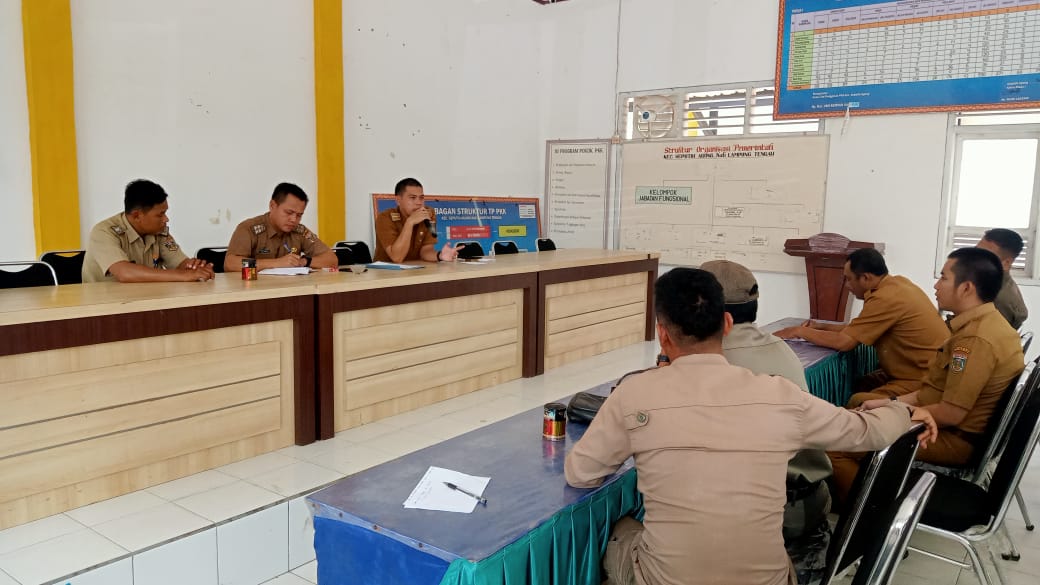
[175, 481, 282, 523]
[360, 428, 445, 458]
[217, 503, 288, 585]
[308, 442, 396, 476]
[65, 491, 167, 527]
[147, 470, 238, 501]
[63, 557, 133, 585]
[0, 514, 83, 556]
[290, 560, 317, 583]
[132, 528, 217, 585]
[246, 462, 342, 498]
[334, 421, 397, 443]
[0, 529, 127, 585]
[287, 497, 315, 570]
[262, 573, 313, 585]
[92, 503, 210, 551]
[0, 570, 15, 585]
[218, 452, 299, 480]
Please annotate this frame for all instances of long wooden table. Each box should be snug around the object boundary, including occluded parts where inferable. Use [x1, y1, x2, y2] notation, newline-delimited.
[0, 249, 657, 529]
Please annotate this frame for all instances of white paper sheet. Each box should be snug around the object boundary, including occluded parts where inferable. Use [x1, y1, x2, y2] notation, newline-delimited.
[258, 267, 311, 276]
[402, 466, 491, 513]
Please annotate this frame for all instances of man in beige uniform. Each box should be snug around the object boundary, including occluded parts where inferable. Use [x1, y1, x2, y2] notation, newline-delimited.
[830, 247, 1024, 503]
[373, 177, 461, 263]
[565, 268, 937, 585]
[83, 179, 214, 283]
[776, 248, 948, 407]
[701, 260, 832, 581]
[224, 182, 338, 271]
[977, 228, 1028, 329]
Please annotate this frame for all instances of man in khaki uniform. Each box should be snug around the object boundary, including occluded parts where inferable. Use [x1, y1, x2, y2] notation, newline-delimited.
[82, 179, 215, 283]
[373, 177, 461, 263]
[701, 260, 832, 581]
[977, 228, 1028, 329]
[829, 247, 1024, 503]
[565, 268, 937, 585]
[224, 182, 338, 271]
[776, 248, 948, 407]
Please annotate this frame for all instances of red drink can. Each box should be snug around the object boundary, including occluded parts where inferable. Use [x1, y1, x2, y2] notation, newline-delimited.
[542, 402, 567, 441]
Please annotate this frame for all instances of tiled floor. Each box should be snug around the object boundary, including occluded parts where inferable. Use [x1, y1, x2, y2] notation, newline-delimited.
[1, 340, 1039, 585]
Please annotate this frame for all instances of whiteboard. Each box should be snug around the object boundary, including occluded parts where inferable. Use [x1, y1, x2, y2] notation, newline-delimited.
[544, 140, 611, 248]
[618, 135, 828, 273]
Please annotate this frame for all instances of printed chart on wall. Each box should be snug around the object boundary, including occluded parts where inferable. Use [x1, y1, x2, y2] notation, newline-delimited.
[544, 140, 611, 248]
[619, 136, 827, 273]
[372, 194, 541, 253]
[775, 0, 1040, 118]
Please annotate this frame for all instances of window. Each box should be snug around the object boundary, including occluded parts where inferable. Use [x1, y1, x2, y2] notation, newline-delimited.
[620, 82, 819, 141]
[939, 109, 1040, 277]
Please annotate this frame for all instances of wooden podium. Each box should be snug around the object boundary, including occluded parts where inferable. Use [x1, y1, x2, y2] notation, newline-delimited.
[784, 233, 884, 321]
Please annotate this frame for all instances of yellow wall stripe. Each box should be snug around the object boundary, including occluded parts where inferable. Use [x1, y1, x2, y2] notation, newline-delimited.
[22, 0, 81, 256]
[314, 0, 346, 244]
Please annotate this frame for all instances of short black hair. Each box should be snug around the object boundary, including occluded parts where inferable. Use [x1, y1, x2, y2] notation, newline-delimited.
[271, 182, 308, 204]
[948, 248, 1004, 303]
[124, 179, 168, 214]
[654, 268, 726, 345]
[395, 177, 423, 196]
[846, 248, 888, 277]
[725, 300, 758, 325]
[982, 228, 1024, 259]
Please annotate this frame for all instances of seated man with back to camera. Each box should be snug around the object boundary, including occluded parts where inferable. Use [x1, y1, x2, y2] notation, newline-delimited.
[828, 247, 1024, 504]
[224, 182, 338, 272]
[82, 179, 215, 283]
[776, 248, 948, 408]
[700, 260, 833, 582]
[977, 227, 1028, 330]
[565, 267, 937, 585]
[374, 177, 461, 263]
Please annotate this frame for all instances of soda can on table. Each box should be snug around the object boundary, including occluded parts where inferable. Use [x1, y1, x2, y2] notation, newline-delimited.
[542, 402, 567, 441]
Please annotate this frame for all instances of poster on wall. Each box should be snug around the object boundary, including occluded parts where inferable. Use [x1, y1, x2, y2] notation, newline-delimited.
[775, 0, 1040, 118]
[544, 140, 611, 248]
[618, 135, 828, 273]
[371, 194, 542, 253]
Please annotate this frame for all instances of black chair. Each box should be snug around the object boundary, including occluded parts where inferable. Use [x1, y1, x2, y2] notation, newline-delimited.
[492, 241, 519, 255]
[908, 379, 1040, 585]
[457, 241, 484, 259]
[1014, 332, 1035, 532]
[333, 241, 373, 265]
[536, 238, 556, 251]
[850, 472, 936, 585]
[39, 250, 85, 284]
[196, 247, 228, 273]
[1021, 330, 1034, 354]
[819, 424, 923, 584]
[0, 261, 58, 289]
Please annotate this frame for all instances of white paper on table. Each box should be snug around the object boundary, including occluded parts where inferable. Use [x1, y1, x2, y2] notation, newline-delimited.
[402, 466, 491, 513]
[258, 267, 311, 276]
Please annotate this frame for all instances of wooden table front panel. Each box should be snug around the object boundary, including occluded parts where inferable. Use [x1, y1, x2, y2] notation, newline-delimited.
[0, 321, 297, 530]
[333, 289, 525, 431]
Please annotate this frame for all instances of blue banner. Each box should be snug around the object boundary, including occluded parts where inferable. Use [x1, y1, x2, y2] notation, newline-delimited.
[372, 195, 542, 254]
[776, 0, 1040, 117]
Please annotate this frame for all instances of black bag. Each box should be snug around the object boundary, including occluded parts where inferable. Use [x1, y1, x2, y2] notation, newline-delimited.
[566, 392, 607, 424]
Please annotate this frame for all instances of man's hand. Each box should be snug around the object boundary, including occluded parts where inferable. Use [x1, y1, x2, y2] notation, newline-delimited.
[857, 398, 892, 412]
[178, 258, 215, 281]
[437, 242, 464, 262]
[774, 326, 804, 340]
[278, 253, 307, 268]
[908, 406, 939, 448]
[406, 208, 432, 228]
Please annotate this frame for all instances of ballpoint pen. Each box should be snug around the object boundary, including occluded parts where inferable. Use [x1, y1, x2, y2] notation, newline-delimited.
[443, 482, 487, 505]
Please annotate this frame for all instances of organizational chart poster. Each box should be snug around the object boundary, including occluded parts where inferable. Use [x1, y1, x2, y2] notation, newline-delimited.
[544, 140, 611, 248]
[618, 135, 828, 273]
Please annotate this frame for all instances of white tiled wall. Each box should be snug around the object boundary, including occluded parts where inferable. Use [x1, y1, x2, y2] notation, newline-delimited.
[216, 504, 288, 585]
[131, 529, 217, 585]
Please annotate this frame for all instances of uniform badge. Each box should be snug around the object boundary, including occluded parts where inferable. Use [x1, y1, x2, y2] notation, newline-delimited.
[390, 212, 401, 221]
[252, 224, 266, 235]
[951, 346, 970, 373]
[163, 238, 179, 251]
[110, 226, 125, 235]
[258, 247, 270, 254]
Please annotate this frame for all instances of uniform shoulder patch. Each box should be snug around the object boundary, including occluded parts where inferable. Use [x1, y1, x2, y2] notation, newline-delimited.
[951, 346, 971, 373]
[110, 226, 125, 235]
[390, 212, 401, 222]
[294, 224, 306, 234]
[252, 224, 266, 235]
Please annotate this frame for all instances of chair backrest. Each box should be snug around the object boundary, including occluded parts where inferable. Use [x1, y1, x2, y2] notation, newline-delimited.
[822, 424, 923, 583]
[333, 241, 373, 265]
[457, 241, 484, 259]
[493, 241, 519, 255]
[851, 472, 937, 585]
[966, 360, 1036, 482]
[1021, 331, 1034, 354]
[536, 238, 556, 251]
[195, 247, 228, 273]
[39, 250, 86, 284]
[984, 375, 1040, 527]
[0, 261, 58, 289]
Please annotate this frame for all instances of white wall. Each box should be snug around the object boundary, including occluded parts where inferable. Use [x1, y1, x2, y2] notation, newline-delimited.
[0, 0, 37, 263]
[70, 0, 316, 255]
